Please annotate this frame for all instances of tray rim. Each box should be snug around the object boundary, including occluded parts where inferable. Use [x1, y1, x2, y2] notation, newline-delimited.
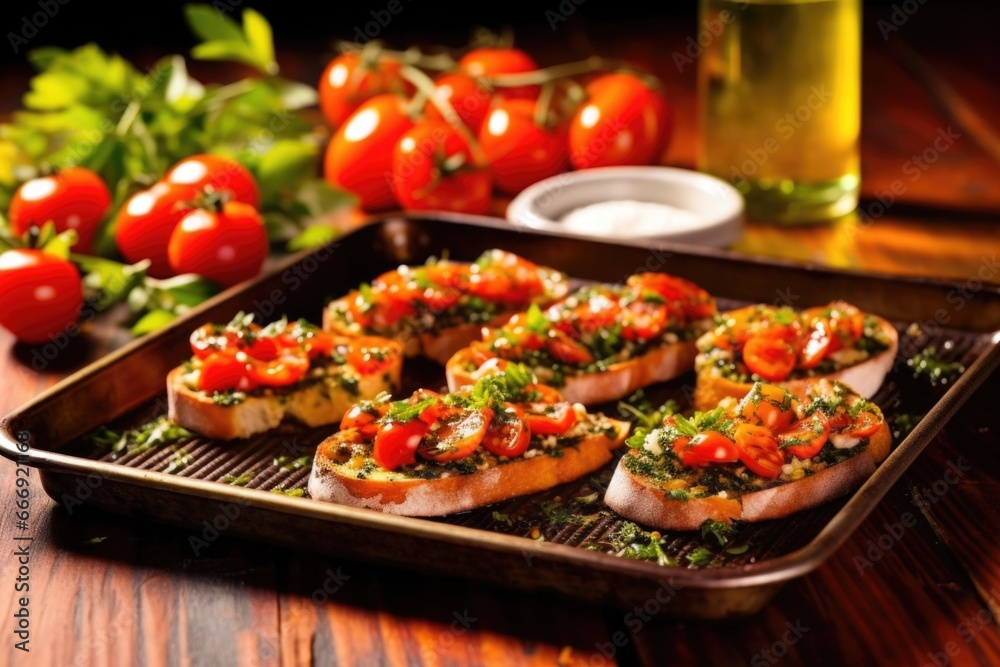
[3, 212, 1000, 591]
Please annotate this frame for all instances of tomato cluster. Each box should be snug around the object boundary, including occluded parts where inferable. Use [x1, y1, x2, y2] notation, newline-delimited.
[338, 382, 578, 471]
[707, 302, 868, 382]
[471, 272, 714, 370]
[188, 318, 397, 394]
[319, 45, 674, 213]
[115, 154, 266, 286]
[2, 167, 110, 342]
[667, 381, 883, 479]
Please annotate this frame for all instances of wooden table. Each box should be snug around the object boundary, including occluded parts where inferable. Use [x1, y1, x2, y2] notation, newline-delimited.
[3, 9, 1000, 666]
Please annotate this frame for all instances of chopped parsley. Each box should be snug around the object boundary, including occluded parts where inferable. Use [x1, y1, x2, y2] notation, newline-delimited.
[85, 417, 192, 456]
[907, 346, 965, 386]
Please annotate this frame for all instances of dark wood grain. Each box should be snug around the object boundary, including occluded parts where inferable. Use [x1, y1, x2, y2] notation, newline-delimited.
[3, 15, 1000, 667]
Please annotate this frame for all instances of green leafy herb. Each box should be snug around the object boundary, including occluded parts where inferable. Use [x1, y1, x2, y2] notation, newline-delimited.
[685, 547, 715, 567]
[668, 488, 691, 501]
[212, 391, 247, 406]
[601, 521, 675, 567]
[271, 487, 305, 497]
[907, 346, 965, 386]
[465, 363, 535, 410]
[700, 519, 734, 547]
[492, 511, 512, 526]
[223, 474, 252, 486]
[672, 415, 700, 437]
[386, 396, 438, 423]
[524, 303, 550, 334]
[617, 389, 679, 429]
[280, 456, 312, 472]
[87, 416, 191, 456]
[163, 448, 192, 474]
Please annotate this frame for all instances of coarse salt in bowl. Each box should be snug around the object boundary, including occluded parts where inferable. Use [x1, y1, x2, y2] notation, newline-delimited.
[506, 166, 744, 247]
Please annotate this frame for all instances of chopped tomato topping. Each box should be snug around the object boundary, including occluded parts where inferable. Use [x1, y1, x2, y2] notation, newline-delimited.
[743, 336, 797, 381]
[481, 404, 531, 457]
[733, 423, 784, 479]
[373, 420, 428, 470]
[523, 401, 577, 435]
[778, 412, 830, 459]
[418, 407, 492, 462]
[675, 431, 739, 466]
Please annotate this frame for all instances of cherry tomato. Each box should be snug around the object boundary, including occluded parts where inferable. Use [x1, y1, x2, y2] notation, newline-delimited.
[423, 261, 465, 289]
[733, 423, 784, 479]
[391, 120, 492, 215]
[626, 273, 714, 320]
[479, 99, 568, 194]
[190, 324, 229, 358]
[743, 336, 797, 382]
[247, 349, 309, 387]
[347, 336, 397, 376]
[427, 73, 494, 133]
[674, 431, 740, 467]
[621, 300, 668, 341]
[719, 305, 800, 348]
[418, 407, 491, 462]
[467, 249, 545, 304]
[566, 291, 620, 334]
[246, 335, 281, 361]
[198, 352, 256, 393]
[164, 154, 259, 209]
[167, 202, 268, 288]
[324, 94, 414, 210]
[545, 331, 595, 366]
[114, 182, 194, 278]
[298, 330, 338, 359]
[0, 248, 82, 343]
[779, 412, 830, 460]
[737, 383, 799, 431]
[8, 167, 111, 254]
[843, 402, 883, 438]
[523, 401, 577, 435]
[798, 319, 833, 370]
[482, 403, 531, 458]
[373, 420, 429, 470]
[459, 47, 539, 100]
[341, 402, 388, 439]
[319, 52, 410, 130]
[569, 73, 673, 169]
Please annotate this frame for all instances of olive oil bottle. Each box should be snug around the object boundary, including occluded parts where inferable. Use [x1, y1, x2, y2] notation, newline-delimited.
[698, 0, 861, 223]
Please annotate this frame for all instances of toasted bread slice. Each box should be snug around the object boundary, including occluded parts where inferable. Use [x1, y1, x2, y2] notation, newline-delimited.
[694, 316, 898, 410]
[308, 417, 629, 516]
[167, 357, 402, 441]
[605, 380, 892, 530]
[321, 250, 569, 365]
[605, 423, 890, 530]
[446, 341, 699, 405]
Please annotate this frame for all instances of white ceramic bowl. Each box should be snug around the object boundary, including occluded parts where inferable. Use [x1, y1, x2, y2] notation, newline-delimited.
[506, 166, 744, 247]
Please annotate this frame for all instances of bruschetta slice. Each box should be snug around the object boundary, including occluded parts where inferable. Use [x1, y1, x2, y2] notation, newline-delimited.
[605, 380, 891, 530]
[308, 364, 629, 516]
[168, 314, 402, 440]
[322, 250, 569, 365]
[445, 273, 716, 405]
[694, 302, 898, 410]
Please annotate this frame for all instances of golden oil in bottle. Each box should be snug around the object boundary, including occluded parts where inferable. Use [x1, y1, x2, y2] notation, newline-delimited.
[698, 0, 861, 223]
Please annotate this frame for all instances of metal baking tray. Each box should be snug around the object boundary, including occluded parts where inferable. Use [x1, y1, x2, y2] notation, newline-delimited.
[3, 214, 999, 619]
